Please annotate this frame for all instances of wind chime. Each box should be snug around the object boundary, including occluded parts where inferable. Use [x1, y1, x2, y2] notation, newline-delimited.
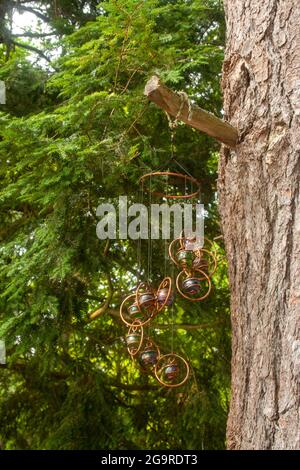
[119, 169, 218, 388]
[169, 234, 217, 302]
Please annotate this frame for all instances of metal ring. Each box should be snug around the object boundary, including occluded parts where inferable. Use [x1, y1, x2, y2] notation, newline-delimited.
[139, 172, 200, 199]
[126, 320, 144, 356]
[154, 353, 190, 388]
[193, 248, 217, 279]
[156, 276, 173, 312]
[168, 238, 183, 266]
[137, 338, 161, 374]
[120, 293, 154, 327]
[176, 269, 212, 302]
[179, 233, 214, 251]
[135, 282, 158, 319]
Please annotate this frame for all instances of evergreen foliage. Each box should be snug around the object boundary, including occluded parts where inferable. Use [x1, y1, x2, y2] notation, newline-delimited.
[0, 0, 230, 450]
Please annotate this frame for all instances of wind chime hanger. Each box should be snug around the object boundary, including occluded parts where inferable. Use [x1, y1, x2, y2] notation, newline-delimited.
[139, 171, 200, 200]
[138, 95, 201, 200]
[144, 75, 238, 148]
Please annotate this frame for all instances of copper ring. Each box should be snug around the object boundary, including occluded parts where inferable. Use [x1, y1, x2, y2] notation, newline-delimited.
[176, 269, 212, 302]
[156, 276, 173, 312]
[135, 282, 158, 319]
[193, 248, 217, 278]
[202, 237, 217, 255]
[120, 293, 153, 327]
[179, 234, 215, 252]
[178, 231, 203, 250]
[168, 238, 183, 266]
[126, 320, 144, 356]
[139, 172, 200, 199]
[137, 337, 161, 374]
[154, 353, 190, 388]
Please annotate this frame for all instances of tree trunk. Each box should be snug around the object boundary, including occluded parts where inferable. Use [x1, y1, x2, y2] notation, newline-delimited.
[219, 0, 300, 449]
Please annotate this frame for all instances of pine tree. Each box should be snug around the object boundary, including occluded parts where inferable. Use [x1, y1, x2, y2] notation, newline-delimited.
[0, 0, 230, 450]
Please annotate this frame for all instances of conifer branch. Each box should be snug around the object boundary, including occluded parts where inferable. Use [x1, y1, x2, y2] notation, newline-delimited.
[103, 309, 225, 331]
[1, 364, 158, 390]
[11, 39, 53, 64]
[109, 382, 158, 391]
[10, 2, 51, 23]
[151, 319, 225, 330]
[11, 32, 56, 38]
[89, 272, 114, 320]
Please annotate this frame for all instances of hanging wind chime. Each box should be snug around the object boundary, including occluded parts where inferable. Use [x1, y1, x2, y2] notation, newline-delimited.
[118, 166, 218, 388]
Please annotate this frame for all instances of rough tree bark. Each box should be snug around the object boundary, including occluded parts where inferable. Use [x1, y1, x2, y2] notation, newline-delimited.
[219, 0, 300, 449]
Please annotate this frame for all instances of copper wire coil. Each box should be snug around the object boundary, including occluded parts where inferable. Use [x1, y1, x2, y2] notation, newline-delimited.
[179, 233, 215, 253]
[169, 236, 218, 278]
[156, 276, 173, 312]
[139, 171, 200, 199]
[120, 293, 154, 327]
[179, 232, 216, 253]
[135, 282, 158, 319]
[176, 268, 212, 302]
[125, 320, 144, 356]
[168, 237, 184, 267]
[178, 230, 204, 251]
[193, 248, 217, 279]
[154, 353, 190, 388]
[137, 338, 161, 373]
